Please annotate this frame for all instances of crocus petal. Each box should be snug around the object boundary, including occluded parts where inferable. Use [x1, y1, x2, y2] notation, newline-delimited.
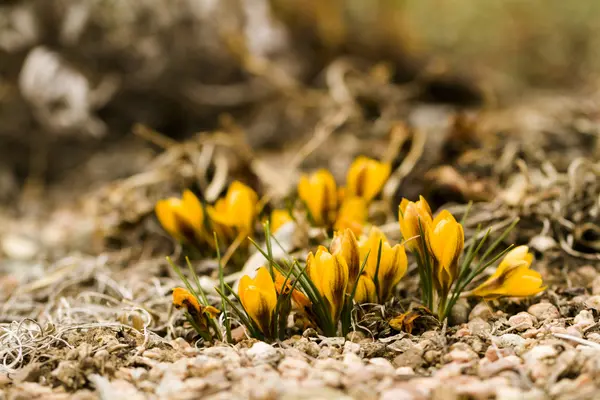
[427, 209, 463, 294]
[471, 247, 545, 299]
[334, 197, 367, 236]
[354, 274, 377, 304]
[496, 246, 533, 275]
[238, 267, 277, 335]
[298, 170, 337, 226]
[497, 266, 545, 297]
[398, 196, 433, 254]
[156, 198, 180, 238]
[376, 244, 408, 302]
[346, 156, 391, 203]
[242, 287, 275, 335]
[208, 181, 258, 236]
[307, 248, 349, 323]
[172, 287, 201, 314]
[181, 190, 204, 232]
[238, 274, 252, 307]
[273, 269, 311, 309]
[331, 228, 361, 290]
[320, 253, 349, 322]
[359, 227, 389, 279]
[271, 209, 293, 233]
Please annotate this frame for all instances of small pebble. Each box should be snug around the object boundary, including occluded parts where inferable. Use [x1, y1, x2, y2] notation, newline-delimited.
[360, 341, 386, 358]
[1, 234, 39, 260]
[392, 347, 425, 369]
[527, 303, 560, 321]
[346, 331, 366, 343]
[395, 367, 415, 376]
[508, 312, 535, 331]
[247, 342, 282, 364]
[584, 295, 600, 312]
[468, 318, 492, 338]
[573, 310, 595, 330]
[448, 298, 470, 325]
[494, 334, 526, 352]
[565, 326, 583, 337]
[586, 332, 600, 344]
[469, 302, 494, 321]
[342, 341, 360, 355]
[479, 355, 522, 378]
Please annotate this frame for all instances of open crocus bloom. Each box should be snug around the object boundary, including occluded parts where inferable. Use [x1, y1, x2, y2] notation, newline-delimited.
[471, 246, 545, 299]
[156, 190, 210, 246]
[208, 181, 259, 239]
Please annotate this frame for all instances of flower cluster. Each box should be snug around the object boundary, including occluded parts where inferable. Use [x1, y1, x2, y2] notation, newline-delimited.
[235, 227, 407, 339]
[156, 181, 258, 250]
[164, 156, 546, 341]
[298, 157, 390, 235]
[399, 196, 545, 320]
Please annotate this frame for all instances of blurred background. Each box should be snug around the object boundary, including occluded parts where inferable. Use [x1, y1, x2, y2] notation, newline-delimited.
[1, 0, 600, 208]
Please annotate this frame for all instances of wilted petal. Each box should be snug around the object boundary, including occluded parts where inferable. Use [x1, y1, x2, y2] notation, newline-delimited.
[273, 269, 311, 310]
[172, 287, 201, 315]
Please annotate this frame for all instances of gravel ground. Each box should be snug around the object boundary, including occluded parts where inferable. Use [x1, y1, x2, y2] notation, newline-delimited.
[1, 87, 599, 399]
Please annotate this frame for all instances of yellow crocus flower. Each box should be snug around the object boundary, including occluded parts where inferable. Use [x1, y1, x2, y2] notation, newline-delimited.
[398, 196, 433, 255]
[471, 246, 545, 299]
[273, 270, 311, 310]
[334, 196, 367, 236]
[359, 227, 408, 302]
[238, 267, 278, 336]
[155, 190, 210, 245]
[172, 287, 220, 331]
[354, 274, 377, 304]
[427, 210, 464, 298]
[330, 228, 361, 291]
[208, 181, 258, 237]
[270, 209, 293, 233]
[298, 169, 338, 227]
[306, 247, 349, 323]
[346, 156, 391, 203]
